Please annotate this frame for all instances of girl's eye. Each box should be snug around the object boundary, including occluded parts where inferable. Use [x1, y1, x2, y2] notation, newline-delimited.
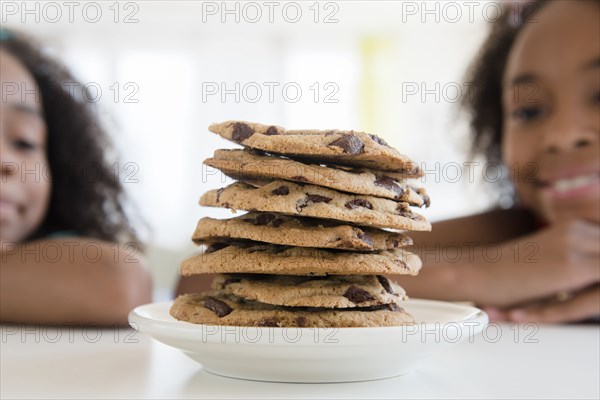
[511, 106, 543, 122]
[13, 139, 38, 151]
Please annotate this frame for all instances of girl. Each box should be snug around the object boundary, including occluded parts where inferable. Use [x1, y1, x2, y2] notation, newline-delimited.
[176, 0, 598, 325]
[0, 30, 152, 325]
[403, 0, 599, 323]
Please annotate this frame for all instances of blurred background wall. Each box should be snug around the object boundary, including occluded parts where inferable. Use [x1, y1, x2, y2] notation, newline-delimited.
[3, 0, 500, 297]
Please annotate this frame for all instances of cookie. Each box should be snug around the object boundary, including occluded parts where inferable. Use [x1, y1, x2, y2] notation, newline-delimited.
[180, 242, 422, 276]
[213, 274, 407, 308]
[200, 181, 431, 231]
[192, 212, 413, 251]
[204, 149, 429, 206]
[170, 292, 415, 327]
[208, 121, 422, 174]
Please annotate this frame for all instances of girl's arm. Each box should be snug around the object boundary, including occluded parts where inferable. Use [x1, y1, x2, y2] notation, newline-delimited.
[396, 209, 600, 309]
[395, 208, 535, 303]
[175, 274, 215, 297]
[0, 238, 153, 325]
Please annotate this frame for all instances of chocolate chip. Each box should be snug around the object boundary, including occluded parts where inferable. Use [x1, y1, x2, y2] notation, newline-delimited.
[411, 186, 430, 207]
[345, 199, 373, 210]
[409, 164, 422, 176]
[255, 213, 276, 225]
[376, 275, 393, 294]
[265, 126, 279, 135]
[205, 243, 230, 254]
[291, 175, 308, 182]
[204, 297, 232, 317]
[369, 134, 389, 147]
[351, 303, 399, 312]
[343, 286, 376, 304]
[297, 194, 332, 211]
[222, 277, 242, 286]
[357, 232, 374, 247]
[308, 194, 332, 203]
[216, 187, 225, 202]
[329, 134, 365, 154]
[395, 204, 410, 216]
[375, 175, 404, 197]
[297, 218, 323, 227]
[396, 259, 408, 269]
[295, 316, 307, 327]
[422, 193, 431, 208]
[374, 175, 397, 187]
[398, 208, 420, 221]
[231, 122, 254, 143]
[271, 186, 289, 195]
[271, 218, 284, 228]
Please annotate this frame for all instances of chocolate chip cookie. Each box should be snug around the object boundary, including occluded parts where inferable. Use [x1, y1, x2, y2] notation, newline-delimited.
[180, 242, 422, 276]
[200, 181, 431, 231]
[192, 212, 413, 251]
[209, 121, 422, 174]
[213, 274, 407, 308]
[170, 292, 415, 327]
[204, 149, 429, 205]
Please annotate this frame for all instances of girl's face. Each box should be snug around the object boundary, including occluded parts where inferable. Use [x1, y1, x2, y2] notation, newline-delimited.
[0, 49, 51, 245]
[502, 0, 600, 224]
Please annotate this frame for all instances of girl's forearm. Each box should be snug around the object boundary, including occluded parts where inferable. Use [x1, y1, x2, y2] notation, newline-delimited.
[394, 241, 527, 306]
[175, 274, 215, 297]
[394, 262, 485, 303]
[0, 239, 152, 325]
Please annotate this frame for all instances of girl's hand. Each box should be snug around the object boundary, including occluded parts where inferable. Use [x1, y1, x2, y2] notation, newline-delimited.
[478, 219, 599, 307]
[484, 284, 600, 323]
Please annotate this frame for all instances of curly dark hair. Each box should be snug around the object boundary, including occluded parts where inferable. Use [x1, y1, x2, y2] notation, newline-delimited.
[1, 29, 143, 247]
[462, 0, 553, 164]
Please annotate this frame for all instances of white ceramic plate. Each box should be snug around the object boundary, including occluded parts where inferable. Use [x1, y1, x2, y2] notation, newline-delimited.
[129, 299, 488, 383]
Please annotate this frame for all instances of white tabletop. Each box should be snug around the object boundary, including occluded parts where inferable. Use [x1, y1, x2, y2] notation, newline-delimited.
[1, 323, 598, 399]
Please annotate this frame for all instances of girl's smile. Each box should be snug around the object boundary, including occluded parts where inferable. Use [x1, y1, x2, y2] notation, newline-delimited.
[536, 167, 600, 202]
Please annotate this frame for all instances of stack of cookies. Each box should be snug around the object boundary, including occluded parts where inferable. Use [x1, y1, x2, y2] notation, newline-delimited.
[170, 121, 431, 328]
